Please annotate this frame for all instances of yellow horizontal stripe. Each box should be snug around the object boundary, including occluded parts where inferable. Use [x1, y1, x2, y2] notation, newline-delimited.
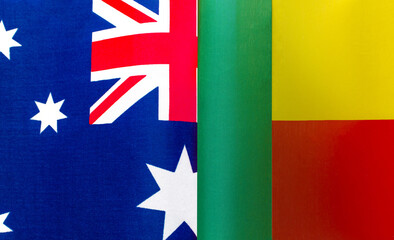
[273, 0, 394, 120]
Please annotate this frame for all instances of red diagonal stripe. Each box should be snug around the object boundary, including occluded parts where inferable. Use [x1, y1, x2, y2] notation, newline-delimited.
[89, 75, 146, 124]
[102, 0, 156, 23]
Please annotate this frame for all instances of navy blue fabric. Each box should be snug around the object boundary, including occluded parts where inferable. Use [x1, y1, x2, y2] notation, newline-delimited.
[135, 0, 159, 14]
[0, 1, 196, 239]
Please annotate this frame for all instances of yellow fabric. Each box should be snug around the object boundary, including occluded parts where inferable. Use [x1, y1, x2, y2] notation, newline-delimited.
[273, 0, 394, 120]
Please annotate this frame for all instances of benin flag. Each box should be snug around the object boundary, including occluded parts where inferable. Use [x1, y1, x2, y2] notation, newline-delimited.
[273, 1, 394, 239]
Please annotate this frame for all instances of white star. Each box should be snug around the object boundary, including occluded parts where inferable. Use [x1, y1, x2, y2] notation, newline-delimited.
[31, 93, 67, 133]
[0, 20, 21, 60]
[138, 146, 197, 240]
[0, 212, 12, 233]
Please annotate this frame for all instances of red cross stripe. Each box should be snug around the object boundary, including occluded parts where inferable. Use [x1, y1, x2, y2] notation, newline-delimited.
[91, 0, 197, 123]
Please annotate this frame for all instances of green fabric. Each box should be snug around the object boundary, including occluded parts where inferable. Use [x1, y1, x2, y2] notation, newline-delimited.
[198, 0, 272, 239]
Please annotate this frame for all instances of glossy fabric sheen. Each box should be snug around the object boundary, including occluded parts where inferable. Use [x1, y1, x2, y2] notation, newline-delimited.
[198, 0, 272, 239]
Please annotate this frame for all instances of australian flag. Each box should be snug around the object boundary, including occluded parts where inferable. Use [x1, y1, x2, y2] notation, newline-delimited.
[0, 0, 197, 239]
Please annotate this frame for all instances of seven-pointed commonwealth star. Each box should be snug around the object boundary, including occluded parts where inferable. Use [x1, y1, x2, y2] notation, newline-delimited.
[0, 21, 21, 60]
[0, 212, 12, 233]
[31, 93, 67, 133]
[138, 146, 197, 240]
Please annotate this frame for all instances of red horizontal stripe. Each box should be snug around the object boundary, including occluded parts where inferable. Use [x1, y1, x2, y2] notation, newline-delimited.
[92, 34, 170, 72]
[273, 120, 394, 239]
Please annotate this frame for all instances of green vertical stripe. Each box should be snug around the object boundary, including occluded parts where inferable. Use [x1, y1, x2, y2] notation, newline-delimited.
[198, 0, 272, 239]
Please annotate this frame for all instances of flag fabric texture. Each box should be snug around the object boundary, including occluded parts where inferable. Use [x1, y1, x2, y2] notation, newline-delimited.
[5, 0, 394, 239]
[198, 0, 272, 239]
[273, 0, 394, 239]
[0, 0, 197, 239]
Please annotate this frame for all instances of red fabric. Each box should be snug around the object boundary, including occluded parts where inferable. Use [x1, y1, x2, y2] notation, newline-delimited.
[273, 120, 394, 239]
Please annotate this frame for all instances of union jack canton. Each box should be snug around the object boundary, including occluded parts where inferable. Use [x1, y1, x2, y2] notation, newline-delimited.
[0, 0, 197, 239]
